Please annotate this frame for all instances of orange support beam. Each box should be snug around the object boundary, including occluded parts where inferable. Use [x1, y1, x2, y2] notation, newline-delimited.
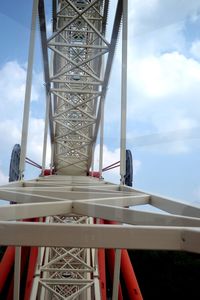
[24, 247, 38, 300]
[104, 219, 143, 300]
[0, 246, 15, 293]
[0, 219, 40, 299]
[97, 219, 107, 300]
[106, 248, 123, 300]
[98, 249, 107, 300]
[121, 249, 143, 300]
[6, 275, 14, 300]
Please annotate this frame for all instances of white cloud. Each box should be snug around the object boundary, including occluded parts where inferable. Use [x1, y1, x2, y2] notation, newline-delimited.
[192, 187, 200, 206]
[125, 0, 200, 59]
[27, 118, 51, 168]
[93, 145, 141, 183]
[108, 0, 200, 155]
[190, 40, 200, 60]
[0, 60, 43, 130]
[0, 61, 40, 107]
[125, 50, 200, 153]
[97, 2, 200, 157]
[133, 159, 141, 175]
[0, 60, 43, 155]
[128, 0, 200, 37]
[0, 120, 21, 148]
[27, 118, 44, 162]
[0, 61, 26, 103]
[0, 116, 51, 181]
[0, 168, 8, 185]
[108, 1, 200, 139]
[129, 52, 200, 100]
[94, 145, 120, 175]
[0, 60, 50, 181]
[46, 20, 52, 37]
[190, 12, 200, 23]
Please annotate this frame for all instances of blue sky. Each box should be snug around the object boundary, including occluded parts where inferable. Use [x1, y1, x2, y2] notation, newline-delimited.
[0, 1, 200, 206]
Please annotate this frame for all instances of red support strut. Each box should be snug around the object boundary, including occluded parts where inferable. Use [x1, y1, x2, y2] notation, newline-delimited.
[105, 220, 143, 300]
[121, 249, 143, 300]
[24, 247, 38, 300]
[97, 219, 107, 300]
[0, 246, 15, 293]
[106, 248, 123, 300]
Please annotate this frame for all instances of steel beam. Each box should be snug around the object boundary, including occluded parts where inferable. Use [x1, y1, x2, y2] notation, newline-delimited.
[120, 0, 128, 184]
[0, 189, 71, 203]
[14, 247, 21, 300]
[112, 249, 121, 300]
[0, 201, 72, 221]
[0, 221, 200, 253]
[19, 0, 39, 178]
[73, 201, 200, 227]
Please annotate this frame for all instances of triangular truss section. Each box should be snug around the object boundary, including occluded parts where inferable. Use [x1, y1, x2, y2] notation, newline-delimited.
[48, 0, 110, 175]
[0, 175, 200, 299]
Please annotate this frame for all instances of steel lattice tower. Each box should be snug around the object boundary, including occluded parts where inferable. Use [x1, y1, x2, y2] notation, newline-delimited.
[0, 1, 200, 300]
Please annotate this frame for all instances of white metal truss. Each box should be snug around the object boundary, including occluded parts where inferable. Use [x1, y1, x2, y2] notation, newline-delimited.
[1, 1, 200, 299]
[48, 0, 110, 175]
[0, 175, 200, 299]
[38, 216, 96, 300]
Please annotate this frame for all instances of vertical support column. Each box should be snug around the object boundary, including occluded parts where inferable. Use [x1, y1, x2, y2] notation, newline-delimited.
[99, 98, 105, 179]
[39, 247, 51, 300]
[52, 0, 57, 32]
[120, 0, 128, 185]
[50, 143, 55, 174]
[112, 249, 121, 300]
[99, 56, 105, 179]
[42, 93, 50, 175]
[91, 146, 95, 177]
[14, 247, 21, 300]
[50, 50, 55, 174]
[19, 0, 39, 179]
[92, 249, 101, 300]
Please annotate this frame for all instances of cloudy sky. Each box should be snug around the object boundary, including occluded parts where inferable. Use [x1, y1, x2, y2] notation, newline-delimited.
[0, 0, 200, 206]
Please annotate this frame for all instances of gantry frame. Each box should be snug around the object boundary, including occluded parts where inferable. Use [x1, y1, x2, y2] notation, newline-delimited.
[1, 0, 200, 299]
[0, 175, 200, 299]
[47, 0, 113, 175]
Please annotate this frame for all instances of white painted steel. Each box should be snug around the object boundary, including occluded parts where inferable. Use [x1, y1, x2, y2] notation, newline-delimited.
[99, 56, 105, 178]
[112, 249, 121, 300]
[42, 93, 50, 175]
[91, 249, 101, 300]
[14, 247, 21, 300]
[49, 0, 110, 176]
[99, 96, 105, 178]
[1, 220, 200, 252]
[120, 0, 128, 184]
[19, 0, 39, 179]
[37, 215, 95, 299]
[2, 1, 200, 300]
[30, 246, 45, 300]
[0, 201, 72, 220]
[0, 175, 200, 300]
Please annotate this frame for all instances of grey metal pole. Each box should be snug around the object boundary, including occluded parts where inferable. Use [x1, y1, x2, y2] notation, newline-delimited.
[99, 98, 105, 179]
[120, 0, 128, 185]
[19, 0, 39, 179]
[99, 57, 105, 179]
[112, 249, 121, 300]
[91, 146, 94, 177]
[50, 143, 55, 174]
[14, 247, 21, 300]
[42, 93, 50, 175]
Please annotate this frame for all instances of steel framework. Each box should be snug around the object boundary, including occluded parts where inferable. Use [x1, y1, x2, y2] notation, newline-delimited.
[0, 176, 200, 299]
[0, 1, 200, 300]
[49, 0, 110, 175]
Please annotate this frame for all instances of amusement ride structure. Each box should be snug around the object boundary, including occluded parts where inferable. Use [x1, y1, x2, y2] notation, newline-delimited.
[0, 0, 200, 299]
